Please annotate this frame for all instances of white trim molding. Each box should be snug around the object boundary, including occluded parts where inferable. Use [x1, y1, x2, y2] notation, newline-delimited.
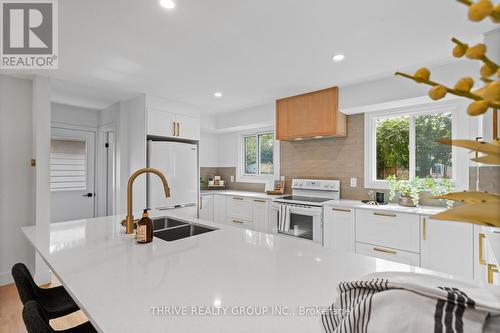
[236, 127, 280, 183]
[364, 98, 470, 191]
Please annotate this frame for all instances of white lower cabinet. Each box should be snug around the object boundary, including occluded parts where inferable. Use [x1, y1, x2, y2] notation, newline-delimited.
[355, 242, 420, 266]
[252, 199, 269, 233]
[473, 225, 500, 285]
[202, 194, 270, 232]
[213, 194, 226, 223]
[324, 206, 355, 252]
[420, 216, 474, 280]
[199, 195, 214, 221]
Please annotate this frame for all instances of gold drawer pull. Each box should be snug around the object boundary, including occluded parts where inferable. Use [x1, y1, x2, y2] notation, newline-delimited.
[373, 212, 397, 218]
[254, 199, 267, 203]
[488, 264, 498, 284]
[233, 197, 244, 201]
[232, 220, 244, 224]
[332, 208, 351, 213]
[479, 233, 487, 265]
[422, 218, 427, 241]
[373, 247, 397, 255]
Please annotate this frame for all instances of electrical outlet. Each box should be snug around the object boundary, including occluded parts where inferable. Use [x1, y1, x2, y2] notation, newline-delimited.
[280, 176, 285, 181]
[350, 178, 357, 187]
[230, 176, 234, 182]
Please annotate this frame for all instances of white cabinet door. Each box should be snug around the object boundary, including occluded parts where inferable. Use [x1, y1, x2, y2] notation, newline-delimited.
[356, 242, 420, 266]
[147, 108, 176, 137]
[324, 206, 355, 252]
[474, 225, 500, 286]
[420, 216, 474, 281]
[252, 199, 269, 233]
[199, 195, 214, 221]
[226, 196, 253, 221]
[356, 209, 420, 253]
[176, 113, 200, 141]
[213, 194, 226, 223]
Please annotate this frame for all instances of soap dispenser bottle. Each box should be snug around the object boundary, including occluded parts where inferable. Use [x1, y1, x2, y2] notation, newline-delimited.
[136, 209, 153, 243]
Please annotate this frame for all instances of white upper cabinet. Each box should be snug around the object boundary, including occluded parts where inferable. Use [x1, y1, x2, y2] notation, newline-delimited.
[324, 206, 355, 252]
[175, 113, 200, 141]
[147, 108, 200, 140]
[420, 216, 474, 281]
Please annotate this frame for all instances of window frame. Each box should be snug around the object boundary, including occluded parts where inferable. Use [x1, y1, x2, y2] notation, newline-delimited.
[236, 128, 280, 183]
[364, 99, 469, 191]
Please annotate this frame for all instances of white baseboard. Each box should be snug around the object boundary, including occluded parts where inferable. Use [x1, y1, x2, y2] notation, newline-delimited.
[0, 271, 14, 286]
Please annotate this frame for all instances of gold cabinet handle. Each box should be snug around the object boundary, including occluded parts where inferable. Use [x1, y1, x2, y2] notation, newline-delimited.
[199, 196, 203, 210]
[176, 122, 180, 137]
[422, 218, 427, 241]
[479, 233, 487, 265]
[373, 247, 397, 255]
[254, 199, 266, 203]
[233, 197, 244, 201]
[487, 264, 498, 284]
[373, 212, 397, 218]
[331, 208, 351, 213]
[172, 122, 176, 136]
[232, 220, 244, 224]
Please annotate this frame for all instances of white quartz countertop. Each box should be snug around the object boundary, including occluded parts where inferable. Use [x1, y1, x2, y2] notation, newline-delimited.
[324, 199, 447, 216]
[200, 190, 284, 200]
[23, 211, 456, 333]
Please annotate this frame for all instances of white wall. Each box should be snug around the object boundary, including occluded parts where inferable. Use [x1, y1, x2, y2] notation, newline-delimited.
[0, 75, 35, 285]
[339, 60, 480, 110]
[217, 132, 237, 167]
[51, 103, 100, 128]
[199, 131, 219, 167]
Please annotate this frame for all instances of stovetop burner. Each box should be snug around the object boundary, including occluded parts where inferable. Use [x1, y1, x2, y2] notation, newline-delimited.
[279, 195, 332, 203]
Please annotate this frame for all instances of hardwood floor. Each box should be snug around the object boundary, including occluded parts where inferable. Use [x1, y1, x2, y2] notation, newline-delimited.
[0, 277, 88, 333]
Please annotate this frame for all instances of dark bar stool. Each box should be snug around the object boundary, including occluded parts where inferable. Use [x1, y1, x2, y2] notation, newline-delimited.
[23, 301, 98, 333]
[11, 263, 79, 319]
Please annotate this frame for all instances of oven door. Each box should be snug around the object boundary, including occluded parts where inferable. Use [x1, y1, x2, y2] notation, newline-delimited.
[276, 204, 322, 244]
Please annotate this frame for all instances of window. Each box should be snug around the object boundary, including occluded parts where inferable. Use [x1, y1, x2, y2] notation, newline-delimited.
[50, 139, 87, 191]
[237, 129, 279, 182]
[365, 99, 469, 190]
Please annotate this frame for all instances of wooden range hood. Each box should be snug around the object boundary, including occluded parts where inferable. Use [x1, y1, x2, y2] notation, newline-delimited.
[275, 87, 347, 141]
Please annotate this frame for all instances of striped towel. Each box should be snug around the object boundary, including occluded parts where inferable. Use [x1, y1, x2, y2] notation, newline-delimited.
[278, 204, 290, 232]
[321, 272, 500, 333]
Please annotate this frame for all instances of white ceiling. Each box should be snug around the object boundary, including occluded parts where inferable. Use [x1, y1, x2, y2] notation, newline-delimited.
[2, 0, 494, 113]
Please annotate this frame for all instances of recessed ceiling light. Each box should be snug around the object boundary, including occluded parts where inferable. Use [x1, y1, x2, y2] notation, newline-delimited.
[214, 92, 223, 98]
[332, 54, 345, 62]
[159, 0, 176, 9]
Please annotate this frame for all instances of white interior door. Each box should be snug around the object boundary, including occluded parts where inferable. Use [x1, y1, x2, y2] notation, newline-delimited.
[51, 127, 96, 223]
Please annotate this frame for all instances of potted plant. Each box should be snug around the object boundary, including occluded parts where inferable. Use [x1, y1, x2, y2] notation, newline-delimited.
[387, 175, 453, 207]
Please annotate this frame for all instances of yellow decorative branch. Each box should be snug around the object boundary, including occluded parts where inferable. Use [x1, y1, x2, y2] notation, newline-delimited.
[457, 0, 500, 22]
[451, 38, 499, 71]
[394, 71, 500, 108]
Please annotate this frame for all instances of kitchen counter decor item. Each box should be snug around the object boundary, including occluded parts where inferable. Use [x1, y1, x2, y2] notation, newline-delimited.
[265, 180, 285, 195]
[394, 0, 500, 227]
[387, 175, 454, 207]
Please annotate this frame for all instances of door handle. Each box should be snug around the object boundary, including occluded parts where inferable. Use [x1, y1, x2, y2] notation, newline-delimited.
[83, 193, 94, 198]
[422, 217, 427, 241]
[479, 233, 487, 265]
[172, 122, 176, 136]
[176, 122, 180, 137]
[373, 212, 397, 218]
[232, 220, 244, 224]
[200, 197, 203, 210]
[488, 264, 498, 284]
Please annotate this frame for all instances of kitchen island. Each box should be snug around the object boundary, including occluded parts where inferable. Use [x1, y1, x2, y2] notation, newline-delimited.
[23, 211, 456, 333]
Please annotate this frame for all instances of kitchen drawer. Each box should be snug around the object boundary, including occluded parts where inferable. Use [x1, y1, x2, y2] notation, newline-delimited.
[356, 242, 420, 266]
[225, 217, 253, 230]
[226, 196, 253, 221]
[356, 209, 419, 253]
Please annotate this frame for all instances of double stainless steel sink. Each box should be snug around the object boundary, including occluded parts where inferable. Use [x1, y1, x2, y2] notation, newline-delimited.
[153, 217, 217, 242]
